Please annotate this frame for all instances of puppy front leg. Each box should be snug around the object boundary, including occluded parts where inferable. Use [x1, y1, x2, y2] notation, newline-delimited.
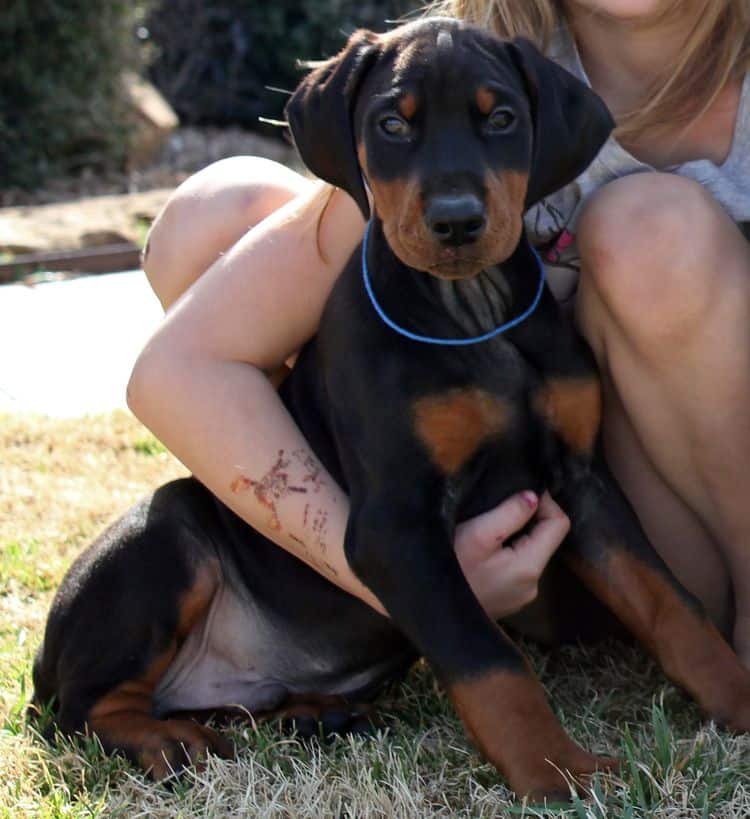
[346, 498, 613, 800]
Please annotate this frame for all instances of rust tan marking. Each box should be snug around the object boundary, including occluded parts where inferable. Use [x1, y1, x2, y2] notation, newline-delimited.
[482, 168, 529, 268]
[361, 130, 506, 277]
[450, 668, 617, 799]
[360, 138, 526, 277]
[358, 140, 424, 263]
[386, 168, 528, 279]
[476, 86, 496, 116]
[87, 712, 232, 779]
[86, 561, 226, 776]
[568, 546, 750, 732]
[398, 93, 418, 120]
[413, 388, 511, 475]
[89, 562, 219, 720]
[534, 376, 602, 454]
[87, 656, 174, 723]
[175, 561, 220, 640]
[377, 175, 423, 261]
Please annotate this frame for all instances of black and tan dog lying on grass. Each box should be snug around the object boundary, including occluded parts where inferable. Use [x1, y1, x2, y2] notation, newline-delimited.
[33, 18, 750, 801]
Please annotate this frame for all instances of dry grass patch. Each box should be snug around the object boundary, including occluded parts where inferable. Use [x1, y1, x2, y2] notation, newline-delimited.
[1, 411, 749, 817]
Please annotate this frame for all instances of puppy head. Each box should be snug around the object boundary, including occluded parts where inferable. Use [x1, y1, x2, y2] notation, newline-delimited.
[286, 18, 613, 279]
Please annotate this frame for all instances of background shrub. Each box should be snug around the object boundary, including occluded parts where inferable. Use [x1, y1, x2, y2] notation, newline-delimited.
[144, 0, 423, 131]
[1, 0, 423, 192]
[0, 1, 147, 189]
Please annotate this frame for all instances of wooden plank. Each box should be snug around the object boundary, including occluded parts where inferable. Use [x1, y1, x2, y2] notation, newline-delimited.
[0, 243, 142, 282]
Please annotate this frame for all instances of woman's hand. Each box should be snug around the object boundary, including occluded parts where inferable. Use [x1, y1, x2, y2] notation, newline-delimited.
[455, 491, 570, 621]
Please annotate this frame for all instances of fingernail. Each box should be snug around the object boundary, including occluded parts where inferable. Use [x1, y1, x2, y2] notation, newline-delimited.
[522, 491, 538, 509]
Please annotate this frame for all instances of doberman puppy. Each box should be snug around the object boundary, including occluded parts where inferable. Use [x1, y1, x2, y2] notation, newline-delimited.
[33, 18, 750, 801]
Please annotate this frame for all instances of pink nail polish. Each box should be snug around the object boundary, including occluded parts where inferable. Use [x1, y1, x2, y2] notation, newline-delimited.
[522, 491, 538, 509]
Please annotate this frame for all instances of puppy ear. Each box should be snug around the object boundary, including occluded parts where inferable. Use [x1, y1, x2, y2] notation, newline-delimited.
[508, 37, 614, 208]
[285, 30, 380, 220]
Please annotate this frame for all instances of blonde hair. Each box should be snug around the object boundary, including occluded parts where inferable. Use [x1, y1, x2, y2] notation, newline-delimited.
[435, 0, 559, 50]
[432, 0, 750, 140]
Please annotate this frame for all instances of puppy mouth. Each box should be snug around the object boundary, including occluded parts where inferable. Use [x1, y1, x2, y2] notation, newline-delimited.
[425, 253, 491, 280]
[390, 230, 517, 279]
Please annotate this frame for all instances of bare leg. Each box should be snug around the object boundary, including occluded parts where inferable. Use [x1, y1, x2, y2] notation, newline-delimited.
[596, 375, 732, 633]
[143, 156, 314, 310]
[575, 172, 750, 664]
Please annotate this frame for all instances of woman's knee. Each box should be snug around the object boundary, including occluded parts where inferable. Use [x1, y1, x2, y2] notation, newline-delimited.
[576, 173, 747, 351]
[143, 156, 312, 308]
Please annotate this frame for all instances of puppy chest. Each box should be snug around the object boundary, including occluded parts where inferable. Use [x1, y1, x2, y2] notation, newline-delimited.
[412, 388, 518, 476]
[411, 374, 602, 480]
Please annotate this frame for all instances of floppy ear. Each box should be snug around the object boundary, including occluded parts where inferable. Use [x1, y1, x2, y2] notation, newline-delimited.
[508, 38, 614, 208]
[285, 30, 380, 220]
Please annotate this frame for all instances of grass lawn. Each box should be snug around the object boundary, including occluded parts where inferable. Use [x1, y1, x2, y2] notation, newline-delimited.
[1, 411, 748, 817]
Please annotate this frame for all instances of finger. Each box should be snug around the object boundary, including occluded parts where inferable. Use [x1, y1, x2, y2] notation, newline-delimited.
[506, 493, 570, 570]
[536, 491, 569, 524]
[456, 491, 539, 556]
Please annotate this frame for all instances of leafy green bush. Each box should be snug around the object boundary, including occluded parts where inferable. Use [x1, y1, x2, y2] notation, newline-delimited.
[0, 1, 146, 189]
[145, 0, 423, 130]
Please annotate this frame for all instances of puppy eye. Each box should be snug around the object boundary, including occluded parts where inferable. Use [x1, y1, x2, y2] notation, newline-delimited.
[486, 107, 516, 132]
[380, 115, 411, 138]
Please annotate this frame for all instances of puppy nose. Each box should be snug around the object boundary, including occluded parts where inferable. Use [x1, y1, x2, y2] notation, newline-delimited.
[424, 194, 486, 246]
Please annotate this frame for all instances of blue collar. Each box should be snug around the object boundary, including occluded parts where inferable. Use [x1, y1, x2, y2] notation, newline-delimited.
[361, 220, 546, 346]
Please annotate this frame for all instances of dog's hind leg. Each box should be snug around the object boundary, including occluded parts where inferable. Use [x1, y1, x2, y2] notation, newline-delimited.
[561, 457, 750, 731]
[32, 482, 233, 777]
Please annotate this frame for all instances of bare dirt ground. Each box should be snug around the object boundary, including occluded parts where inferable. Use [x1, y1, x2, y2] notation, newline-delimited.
[0, 126, 298, 257]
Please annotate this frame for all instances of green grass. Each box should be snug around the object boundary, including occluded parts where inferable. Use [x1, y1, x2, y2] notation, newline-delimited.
[1, 411, 749, 817]
[1, 540, 55, 594]
[133, 215, 152, 250]
[132, 437, 168, 456]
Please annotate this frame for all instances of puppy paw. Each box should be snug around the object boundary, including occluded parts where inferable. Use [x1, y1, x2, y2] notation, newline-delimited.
[513, 749, 619, 803]
[137, 719, 234, 779]
[279, 701, 377, 741]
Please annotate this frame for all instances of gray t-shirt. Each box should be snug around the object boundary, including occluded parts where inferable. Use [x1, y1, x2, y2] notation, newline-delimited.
[524, 25, 750, 301]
